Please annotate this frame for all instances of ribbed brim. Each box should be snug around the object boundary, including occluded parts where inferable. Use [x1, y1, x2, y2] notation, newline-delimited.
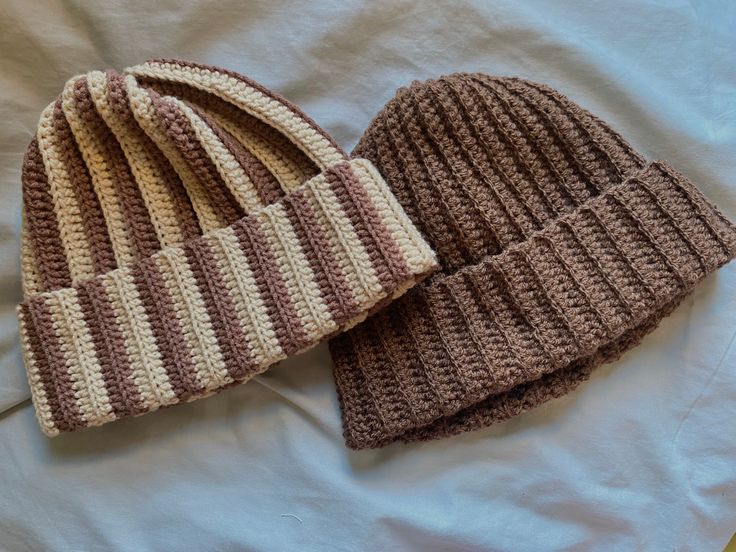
[330, 161, 736, 449]
[18, 158, 437, 436]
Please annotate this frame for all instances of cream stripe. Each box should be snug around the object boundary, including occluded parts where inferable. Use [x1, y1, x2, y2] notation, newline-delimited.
[307, 173, 382, 308]
[104, 267, 177, 409]
[20, 210, 42, 297]
[204, 109, 303, 191]
[86, 71, 185, 248]
[17, 305, 58, 436]
[50, 287, 116, 425]
[206, 229, 283, 366]
[351, 159, 438, 274]
[171, 97, 264, 212]
[124, 75, 223, 232]
[155, 247, 230, 392]
[259, 205, 335, 341]
[125, 61, 345, 169]
[36, 101, 97, 282]
[61, 77, 136, 267]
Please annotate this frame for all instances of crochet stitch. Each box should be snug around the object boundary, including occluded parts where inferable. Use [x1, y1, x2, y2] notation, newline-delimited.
[329, 73, 736, 449]
[18, 59, 437, 436]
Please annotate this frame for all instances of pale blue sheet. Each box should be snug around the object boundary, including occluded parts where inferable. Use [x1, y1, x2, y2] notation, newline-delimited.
[0, 1, 734, 550]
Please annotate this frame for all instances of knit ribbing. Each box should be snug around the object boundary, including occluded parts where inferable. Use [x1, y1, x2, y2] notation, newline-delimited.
[331, 73, 736, 449]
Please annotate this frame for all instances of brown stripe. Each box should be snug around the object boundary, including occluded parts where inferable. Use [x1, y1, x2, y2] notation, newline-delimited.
[147, 90, 245, 225]
[326, 162, 410, 292]
[329, 331, 387, 448]
[377, 303, 445, 423]
[52, 98, 117, 276]
[518, 79, 636, 180]
[656, 162, 736, 257]
[521, 78, 646, 170]
[409, 80, 521, 254]
[76, 277, 145, 417]
[437, 77, 558, 228]
[72, 78, 161, 260]
[468, 76, 583, 212]
[21, 138, 73, 292]
[399, 289, 468, 412]
[487, 77, 599, 202]
[352, 116, 448, 263]
[248, 118, 318, 182]
[464, 265, 546, 373]
[131, 258, 203, 400]
[282, 188, 359, 325]
[495, 78, 615, 193]
[430, 279, 498, 396]
[147, 58, 347, 158]
[231, 214, 308, 354]
[346, 321, 414, 435]
[191, 105, 286, 205]
[183, 239, 258, 380]
[387, 90, 476, 269]
[423, 78, 519, 252]
[105, 70, 202, 243]
[413, 78, 535, 250]
[137, 78, 318, 183]
[23, 298, 85, 431]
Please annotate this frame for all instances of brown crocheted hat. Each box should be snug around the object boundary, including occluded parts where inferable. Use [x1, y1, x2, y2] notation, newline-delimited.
[18, 59, 437, 436]
[329, 73, 736, 449]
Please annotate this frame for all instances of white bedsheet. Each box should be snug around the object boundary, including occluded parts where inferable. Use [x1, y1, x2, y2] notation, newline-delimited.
[1, 1, 735, 550]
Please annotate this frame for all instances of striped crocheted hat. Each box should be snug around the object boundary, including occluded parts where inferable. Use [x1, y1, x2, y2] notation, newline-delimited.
[329, 73, 736, 449]
[18, 59, 437, 436]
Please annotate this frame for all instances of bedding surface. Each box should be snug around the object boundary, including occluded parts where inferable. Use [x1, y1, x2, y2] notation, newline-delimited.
[0, 1, 734, 550]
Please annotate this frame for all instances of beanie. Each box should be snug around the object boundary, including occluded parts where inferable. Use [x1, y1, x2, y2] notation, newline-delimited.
[18, 59, 437, 436]
[329, 73, 736, 449]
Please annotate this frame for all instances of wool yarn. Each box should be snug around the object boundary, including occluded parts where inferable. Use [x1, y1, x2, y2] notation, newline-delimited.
[18, 59, 437, 436]
[329, 73, 736, 449]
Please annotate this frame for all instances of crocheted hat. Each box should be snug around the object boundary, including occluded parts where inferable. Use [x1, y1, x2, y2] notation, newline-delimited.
[329, 73, 736, 449]
[18, 59, 437, 436]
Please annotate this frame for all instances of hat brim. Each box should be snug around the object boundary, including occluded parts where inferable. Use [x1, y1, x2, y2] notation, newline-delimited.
[331, 161, 736, 449]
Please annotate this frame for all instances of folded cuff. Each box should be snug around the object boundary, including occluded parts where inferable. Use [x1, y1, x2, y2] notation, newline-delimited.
[330, 161, 736, 449]
[19, 158, 438, 436]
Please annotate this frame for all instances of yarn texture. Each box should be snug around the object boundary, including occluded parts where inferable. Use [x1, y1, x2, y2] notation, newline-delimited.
[18, 59, 437, 436]
[329, 73, 736, 449]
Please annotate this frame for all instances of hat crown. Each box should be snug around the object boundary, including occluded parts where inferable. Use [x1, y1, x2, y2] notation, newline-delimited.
[353, 73, 645, 274]
[21, 59, 346, 296]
